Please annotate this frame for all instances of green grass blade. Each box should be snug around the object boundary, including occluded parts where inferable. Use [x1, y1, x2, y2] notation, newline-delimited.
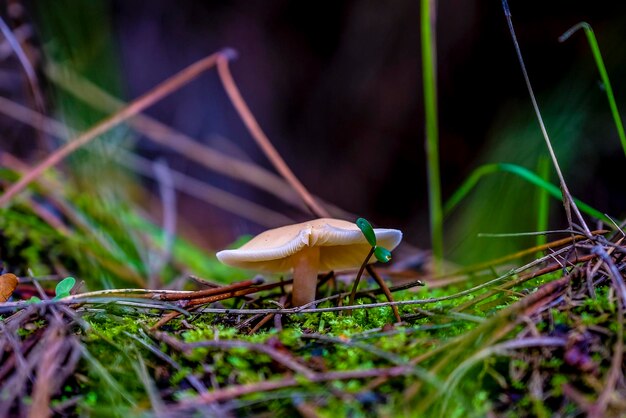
[421, 0, 443, 272]
[444, 162, 610, 224]
[535, 156, 550, 248]
[559, 22, 626, 158]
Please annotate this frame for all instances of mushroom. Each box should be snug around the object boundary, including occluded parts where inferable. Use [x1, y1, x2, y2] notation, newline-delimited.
[216, 218, 402, 306]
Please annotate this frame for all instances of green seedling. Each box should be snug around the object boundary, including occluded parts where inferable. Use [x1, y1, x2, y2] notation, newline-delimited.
[374, 247, 392, 263]
[348, 218, 394, 309]
[356, 218, 377, 247]
[25, 276, 76, 303]
[54, 276, 76, 299]
[355, 217, 392, 264]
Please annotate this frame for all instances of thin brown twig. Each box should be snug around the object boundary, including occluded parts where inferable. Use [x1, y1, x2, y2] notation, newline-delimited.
[502, 1, 592, 238]
[247, 313, 275, 335]
[45, 62, 342, 216]
[29, 320, 66, 418]
[153, 331, 317, 379]
[453, 254, 596, 313]
[0, 50, 233, 207]
[216, 54, 329, 218]
[432, 230, 607, 280]
[587, 248, 625, 418]
[0, 97, 295, 228]
[0, 17, 46, 114]
[177, 365, 414, 407]
[157, 277, 264, 301]
[347, 247, 375, 312]
[366, 265, 402, 323]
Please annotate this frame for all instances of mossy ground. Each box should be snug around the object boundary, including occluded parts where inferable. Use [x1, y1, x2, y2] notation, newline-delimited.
[3, 267, 620, 417]
[0, 190, 624, 417]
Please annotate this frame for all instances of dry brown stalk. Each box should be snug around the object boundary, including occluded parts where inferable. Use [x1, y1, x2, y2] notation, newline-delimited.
[366, 265, 402, 323]
[45, 64, 327, 215]
[156, 277, 264, 301]
[452, 253, 597, 313]
[0, 50, 232, 207]
[216, 55, 330, 218]
[176, 364, 414, 407]
[153, 331, 317, 379]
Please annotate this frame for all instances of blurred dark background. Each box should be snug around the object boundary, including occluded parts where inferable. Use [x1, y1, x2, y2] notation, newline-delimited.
[4, 1, 626, 265]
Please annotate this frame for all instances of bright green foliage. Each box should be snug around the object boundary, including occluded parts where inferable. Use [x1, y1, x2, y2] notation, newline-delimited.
[374, 246, 392, 263]
[54, 276, 76, 299]
[356, 217, 377, 247]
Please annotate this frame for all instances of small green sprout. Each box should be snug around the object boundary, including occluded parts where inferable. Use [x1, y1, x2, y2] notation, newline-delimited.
[356, 217, 392, 264]
[349, 217, 398, 311]
[26, 276, 76, 303]
[54, 277, 76, 299]
[356, 218, 377, 247]
[374, 247, 392, 263]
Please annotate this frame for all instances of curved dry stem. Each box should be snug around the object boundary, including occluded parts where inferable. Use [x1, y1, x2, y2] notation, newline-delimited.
[0, 50, 231, 207]
[501, 0, 591, 237]
[216, 56, 330, 218]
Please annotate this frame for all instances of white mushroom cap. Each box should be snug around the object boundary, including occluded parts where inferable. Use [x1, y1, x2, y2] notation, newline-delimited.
[216, 218, 402, 272]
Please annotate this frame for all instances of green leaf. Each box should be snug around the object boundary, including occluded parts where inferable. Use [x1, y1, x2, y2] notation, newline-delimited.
[443, 163, 609, 223]
[26, 296, 42, 304]
[54, 276, 76, 299]
[559, 22, 626, 158]
[374, 246, 392, 263]
[356, 218, 377, 247]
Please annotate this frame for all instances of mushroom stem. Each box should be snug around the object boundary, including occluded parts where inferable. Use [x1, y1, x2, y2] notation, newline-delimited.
[291, 245, 320, 307]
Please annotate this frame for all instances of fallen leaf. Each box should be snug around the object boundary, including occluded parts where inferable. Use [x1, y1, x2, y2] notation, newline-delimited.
[0, 273, 19, 302]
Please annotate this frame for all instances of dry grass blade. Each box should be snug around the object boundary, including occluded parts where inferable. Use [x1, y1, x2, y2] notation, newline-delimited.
[30, 320, 81, 418]
[46, 62, 352, 218]
[154, 331, 317, 379]
[120, 152, 295, 227]
[176, 365, 415, 407]
[501, 0, 591, 236]
[0, 50, 233, 207]
[216, 55, 330, 218]
[0, 97, 294, 228]
[0, 17, 45, 115]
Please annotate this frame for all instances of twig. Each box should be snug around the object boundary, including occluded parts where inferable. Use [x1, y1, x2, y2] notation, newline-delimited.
[153, 331, 317, 379]
[157, 277, 264, 301]
[348, 247, 375, 310]
[0, 97, 295, 227]
[150, 159, 176, 287]
[177, 365, 414, 406]
[30, 320, 69, 418]
[366, 265, 402, 323]
[0, 50, 234, 207]
[247, 313, 275, 335]
[301, 333, 407, 365]
[588, 245, 625, 418]
[434, 230, 606, 280]
[501, 0, 591, 237]
[453, 254, 597, 313]
[0, 16, 45, 114]
[46, 63, 346, 216]
[216, 55, 329, 218]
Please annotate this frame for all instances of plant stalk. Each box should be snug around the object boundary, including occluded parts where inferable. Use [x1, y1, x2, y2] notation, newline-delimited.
[421, 0, 443, 273]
